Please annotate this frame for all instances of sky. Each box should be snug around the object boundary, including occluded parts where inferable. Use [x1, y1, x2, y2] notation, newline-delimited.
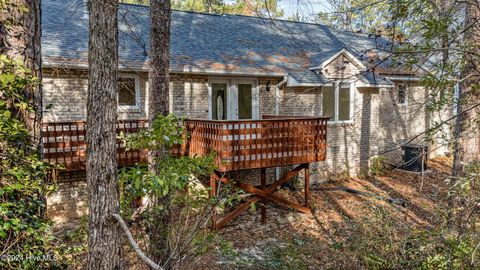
[277, 0, 330, 20]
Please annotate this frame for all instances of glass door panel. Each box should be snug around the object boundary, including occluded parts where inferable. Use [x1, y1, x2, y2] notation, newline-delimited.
[237, 84, 252, 119]
[212, 83, 227, 120]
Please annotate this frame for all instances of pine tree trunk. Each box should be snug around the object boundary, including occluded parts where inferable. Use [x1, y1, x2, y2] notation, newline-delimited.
[148, 0, 170, 121]
[450, 1, 480, 225]
[148, 0, 171, 266]
[86, 0, 121, 269]
[0, 0, 42, 147]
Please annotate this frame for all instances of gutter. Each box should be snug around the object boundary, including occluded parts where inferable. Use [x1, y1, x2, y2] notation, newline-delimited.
[384, 76, 422, 81]
[42, 61, 287, 78]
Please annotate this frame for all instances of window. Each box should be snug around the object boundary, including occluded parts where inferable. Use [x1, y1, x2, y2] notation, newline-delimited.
[118, 76, 139, 108]
[322, 82, 352, 122]
[397, 84, 407, 105]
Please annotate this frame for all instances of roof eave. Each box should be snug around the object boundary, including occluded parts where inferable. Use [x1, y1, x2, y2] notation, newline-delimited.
[42, 61, 287, 77]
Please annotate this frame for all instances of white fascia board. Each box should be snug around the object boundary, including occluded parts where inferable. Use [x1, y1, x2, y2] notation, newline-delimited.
[384, 76, 422, 81]
[356, 82, 395, 88]
[309, 48, 367, 72]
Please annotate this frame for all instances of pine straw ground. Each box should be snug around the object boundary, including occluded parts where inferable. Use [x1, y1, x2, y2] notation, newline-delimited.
[182, 157, 479, 269]
[56, 157, 479, 269]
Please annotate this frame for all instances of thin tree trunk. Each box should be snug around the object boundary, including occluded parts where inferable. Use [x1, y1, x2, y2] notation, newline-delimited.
[148, 0, 171, 266]
[86, 0, 121, 269]
[0, 0, 42, 148]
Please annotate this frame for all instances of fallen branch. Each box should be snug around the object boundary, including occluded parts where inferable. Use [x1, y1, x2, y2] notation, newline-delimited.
[112, 213, 163, 270]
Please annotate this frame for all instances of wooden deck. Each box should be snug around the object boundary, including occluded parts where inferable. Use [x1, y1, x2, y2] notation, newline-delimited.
[42, 116, 328, 172]
[182, 116, 328, 172]
[42, 116, 328, 229]
[41, 120, 148, 171]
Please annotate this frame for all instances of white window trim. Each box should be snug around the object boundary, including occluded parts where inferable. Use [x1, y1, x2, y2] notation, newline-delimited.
[324, 81, 355, 124]
[396, 83, 408, 107]
[118, 74, 141, 110]
[208, 78, 259, 120]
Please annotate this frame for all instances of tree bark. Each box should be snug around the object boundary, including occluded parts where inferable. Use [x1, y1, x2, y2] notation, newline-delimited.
[0, 0, 42, 147]
[450, 1, 480, 225]
[148, 0, 171, 266]
[86, 0, 121, 269]
[148, 0, 171, 121]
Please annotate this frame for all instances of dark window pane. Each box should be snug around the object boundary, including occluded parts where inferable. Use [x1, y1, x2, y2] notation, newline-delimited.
[322, 86, 335, 120]
[338, 84, 351, 121]
[238, 84, 252, 119]
[397, 84, 407, 104]
[212, 83, 227, 120]
[118, 78, 136, 106]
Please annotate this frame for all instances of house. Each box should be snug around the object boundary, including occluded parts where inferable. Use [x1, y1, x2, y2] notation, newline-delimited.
[41, 0, 449, 222]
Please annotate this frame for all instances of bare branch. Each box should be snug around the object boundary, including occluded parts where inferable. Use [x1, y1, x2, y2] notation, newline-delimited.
[112, 213, 163, 270]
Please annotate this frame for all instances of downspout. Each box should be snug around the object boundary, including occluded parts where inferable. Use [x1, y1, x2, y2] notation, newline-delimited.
[275, 76, 288, 180]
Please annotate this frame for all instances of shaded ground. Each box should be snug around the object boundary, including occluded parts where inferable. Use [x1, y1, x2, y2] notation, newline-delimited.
[183, 157, 474, 269]
[54, 157, 479, 269]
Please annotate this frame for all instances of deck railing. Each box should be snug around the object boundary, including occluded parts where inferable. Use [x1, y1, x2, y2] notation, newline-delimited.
[42, 116, 328, 172]
[42, 120, 148, 171]
[182, 116, 328, 171]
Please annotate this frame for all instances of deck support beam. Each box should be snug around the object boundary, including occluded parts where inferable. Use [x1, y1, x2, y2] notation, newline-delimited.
[210, 163, 311, 230]
[305, 163, 310, 207]
[260, 168, 266, 224]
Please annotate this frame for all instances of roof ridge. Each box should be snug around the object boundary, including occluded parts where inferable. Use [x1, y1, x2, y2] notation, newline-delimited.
[118, 2, 376, 38]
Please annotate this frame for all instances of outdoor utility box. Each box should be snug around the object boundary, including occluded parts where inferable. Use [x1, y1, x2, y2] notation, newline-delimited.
[402, 144, 428, 172]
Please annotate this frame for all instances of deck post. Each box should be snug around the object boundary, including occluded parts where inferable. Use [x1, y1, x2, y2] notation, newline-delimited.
[304, 163, 310, 207]
[260, 168, 266, 224]
[210, 172, 218, 229]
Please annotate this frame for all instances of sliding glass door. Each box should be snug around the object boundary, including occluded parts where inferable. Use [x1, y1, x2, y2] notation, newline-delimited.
[209, 79, 258, 120]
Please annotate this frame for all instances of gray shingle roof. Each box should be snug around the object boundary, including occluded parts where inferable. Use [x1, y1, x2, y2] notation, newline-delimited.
[41, 0, 393, 85]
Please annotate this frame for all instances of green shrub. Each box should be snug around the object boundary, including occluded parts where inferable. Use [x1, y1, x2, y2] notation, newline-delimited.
[0, 55, 56, 269]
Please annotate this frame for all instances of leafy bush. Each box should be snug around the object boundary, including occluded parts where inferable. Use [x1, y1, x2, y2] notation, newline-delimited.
[0, 55, 56, 269]
[119, 114, 218, 268]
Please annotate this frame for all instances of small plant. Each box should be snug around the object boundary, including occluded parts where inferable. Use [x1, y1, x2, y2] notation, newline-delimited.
[370, 155, 386, 176]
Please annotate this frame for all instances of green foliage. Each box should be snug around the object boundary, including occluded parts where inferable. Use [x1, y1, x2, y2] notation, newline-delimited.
[120, 0, 284, 18]
[119, 114, 218, 267]
[50, 217, 88, 269]
[316, 0, 401, 35]
[216, 237, 308, 270]
[349, 206, 480, 270]
[119, 115, 215, 203]
[447, 161, 480, 229]
[172, 0, 283, 17]
[369, 155, 385, 176]
[0, 55, 56, 269]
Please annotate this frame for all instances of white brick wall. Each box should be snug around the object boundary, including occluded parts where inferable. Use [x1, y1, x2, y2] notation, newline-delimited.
[44, 70, 442, 221]
[42, 71, 435, 175]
